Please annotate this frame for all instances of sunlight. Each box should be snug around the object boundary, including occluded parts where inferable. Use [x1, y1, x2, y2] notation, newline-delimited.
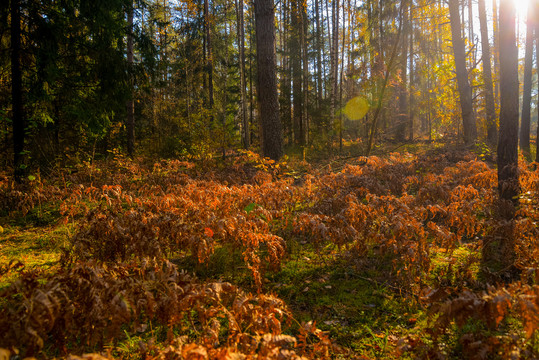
[514, 0, 530, 19]
[343, 96, 370, 121]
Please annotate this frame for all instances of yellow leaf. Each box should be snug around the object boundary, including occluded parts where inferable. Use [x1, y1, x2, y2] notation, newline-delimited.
[344, 96, 370, 120]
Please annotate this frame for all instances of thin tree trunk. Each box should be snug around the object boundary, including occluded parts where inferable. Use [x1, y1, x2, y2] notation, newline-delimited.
[408, 1, 414, 141]
[330, 0, 340, 137]
[537, 7, 539, 162]
[11, 0, 24, 181]
[365, 1, 404, 156]
[126, 1, 135, 158]
[448, 0, 477, 145]
[315, 0, 323, 110]
[204, 0, 214, 123]
[468, 0, 474, 62]
[291, 0, 303, 145]
[249, 11, 255, 143]
[478, 0, 497, 145]
[236, 0, 249, 148]
[493, 0, 499, 104]
[339, 0, 346, 151]
[254, 0, 283, 160]
[301, 2, 309, 145]
[324, 0, 332, 100]
[520, 1, 534, 158]
[222, 8, 230, 158]
[396, 0, 408, 142]
[280, 0, 293, 144]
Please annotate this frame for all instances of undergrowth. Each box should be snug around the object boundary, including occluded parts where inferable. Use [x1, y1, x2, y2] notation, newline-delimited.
[0, 149, 538, 359]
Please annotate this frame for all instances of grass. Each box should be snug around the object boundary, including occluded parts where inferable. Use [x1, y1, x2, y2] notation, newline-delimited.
[264, 248, 425, 359]
[0, 221, 73, 289]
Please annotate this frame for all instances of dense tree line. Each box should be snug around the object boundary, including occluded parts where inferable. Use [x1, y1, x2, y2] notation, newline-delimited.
[1, 0, 538, 173]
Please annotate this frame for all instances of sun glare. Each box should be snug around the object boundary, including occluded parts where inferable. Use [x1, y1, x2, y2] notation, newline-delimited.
[514, 0, 530, 18]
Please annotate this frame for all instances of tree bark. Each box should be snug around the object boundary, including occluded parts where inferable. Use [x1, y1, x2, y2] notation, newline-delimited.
[291, 0, 303, 145]
[204, 0, 214, 121]
[396, 0, 408, 142]
[478, 0, 497, 146]
[497, 0, 519, 204]
[254, 0, 283, 160]
[301, 2, 309, 145]
[11, 0, 24, 181]
[537, 9, 539, 163]
[126, 1, 135, 158]
[236, 0, 249, 149]
[492, 0, 499, 104]
[330, 0, 340, 136]
[279, 0, 292, 144]
[408, 2, 414, 141]
[315, 0, 323, 111]
[448, 0, 477, 145]
[520, 1, 534, 158]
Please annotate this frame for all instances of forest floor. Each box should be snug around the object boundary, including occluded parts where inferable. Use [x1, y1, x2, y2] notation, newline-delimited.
[0, 141, 538, 359]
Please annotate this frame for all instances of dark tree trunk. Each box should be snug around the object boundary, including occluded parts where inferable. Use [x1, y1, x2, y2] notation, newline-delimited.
[396, 0, 408, 142]
[291, 0, 303, 145]
[279, 0, 292, 144]
[236, 0, 249, 149]
[537, 2, 539, 163]
[254, 0, 283, 160]
[204, 0, 214, 120]
[448, 0, 477, 145]
[482, 0, 520, 280]
[492, 0, 499, 104]
[301, 2, 309, 145]
[330, 0, 339, 135]
[520, 1, 534, 159]
[408, 2, 414, 141]
[11, 0, 24, 181]
[497, 0, 520, 204]
[478, 0, 497, 146]
[315, 0, 323, 111]
[126, 1, 135, 158]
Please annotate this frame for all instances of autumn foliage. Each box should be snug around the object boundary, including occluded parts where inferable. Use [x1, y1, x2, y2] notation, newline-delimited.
[1, 150, 538, 358]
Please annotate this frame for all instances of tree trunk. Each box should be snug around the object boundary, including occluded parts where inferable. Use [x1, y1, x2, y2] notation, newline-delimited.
[254, 0, 283, 160]
[408, 2, 414, 141]
[126, 1, 135, 158]
[236, 0, 249, 149]
[520, 1, 534, 158]
[497, 0, 520, 203]
[478, 0, 497, 146]
[330, 0, 340, 136]
[396, 0, 408, 142]
[492, 0, 499, 104]
[537, 11, 539, 163]
[301, 2, 309, 145]
[339, 0, 346, 151]
[204, 0, 214, 122]
[482, 0, 520, 280]
[468, 0, 475, 63]
[11, 0, 24, 181]
[291, 0, 303, 145]
[279, 0, 292, 144]
[315, 0, 323, 111]
[448, 0, 477, 145]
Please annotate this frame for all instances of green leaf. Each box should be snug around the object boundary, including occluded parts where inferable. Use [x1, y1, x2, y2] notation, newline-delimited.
[28, 175, 36, 181]
[244, 202, 258, 214]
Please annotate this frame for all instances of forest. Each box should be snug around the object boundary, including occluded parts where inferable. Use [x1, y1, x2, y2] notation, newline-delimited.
[1, 0, 539, 358]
